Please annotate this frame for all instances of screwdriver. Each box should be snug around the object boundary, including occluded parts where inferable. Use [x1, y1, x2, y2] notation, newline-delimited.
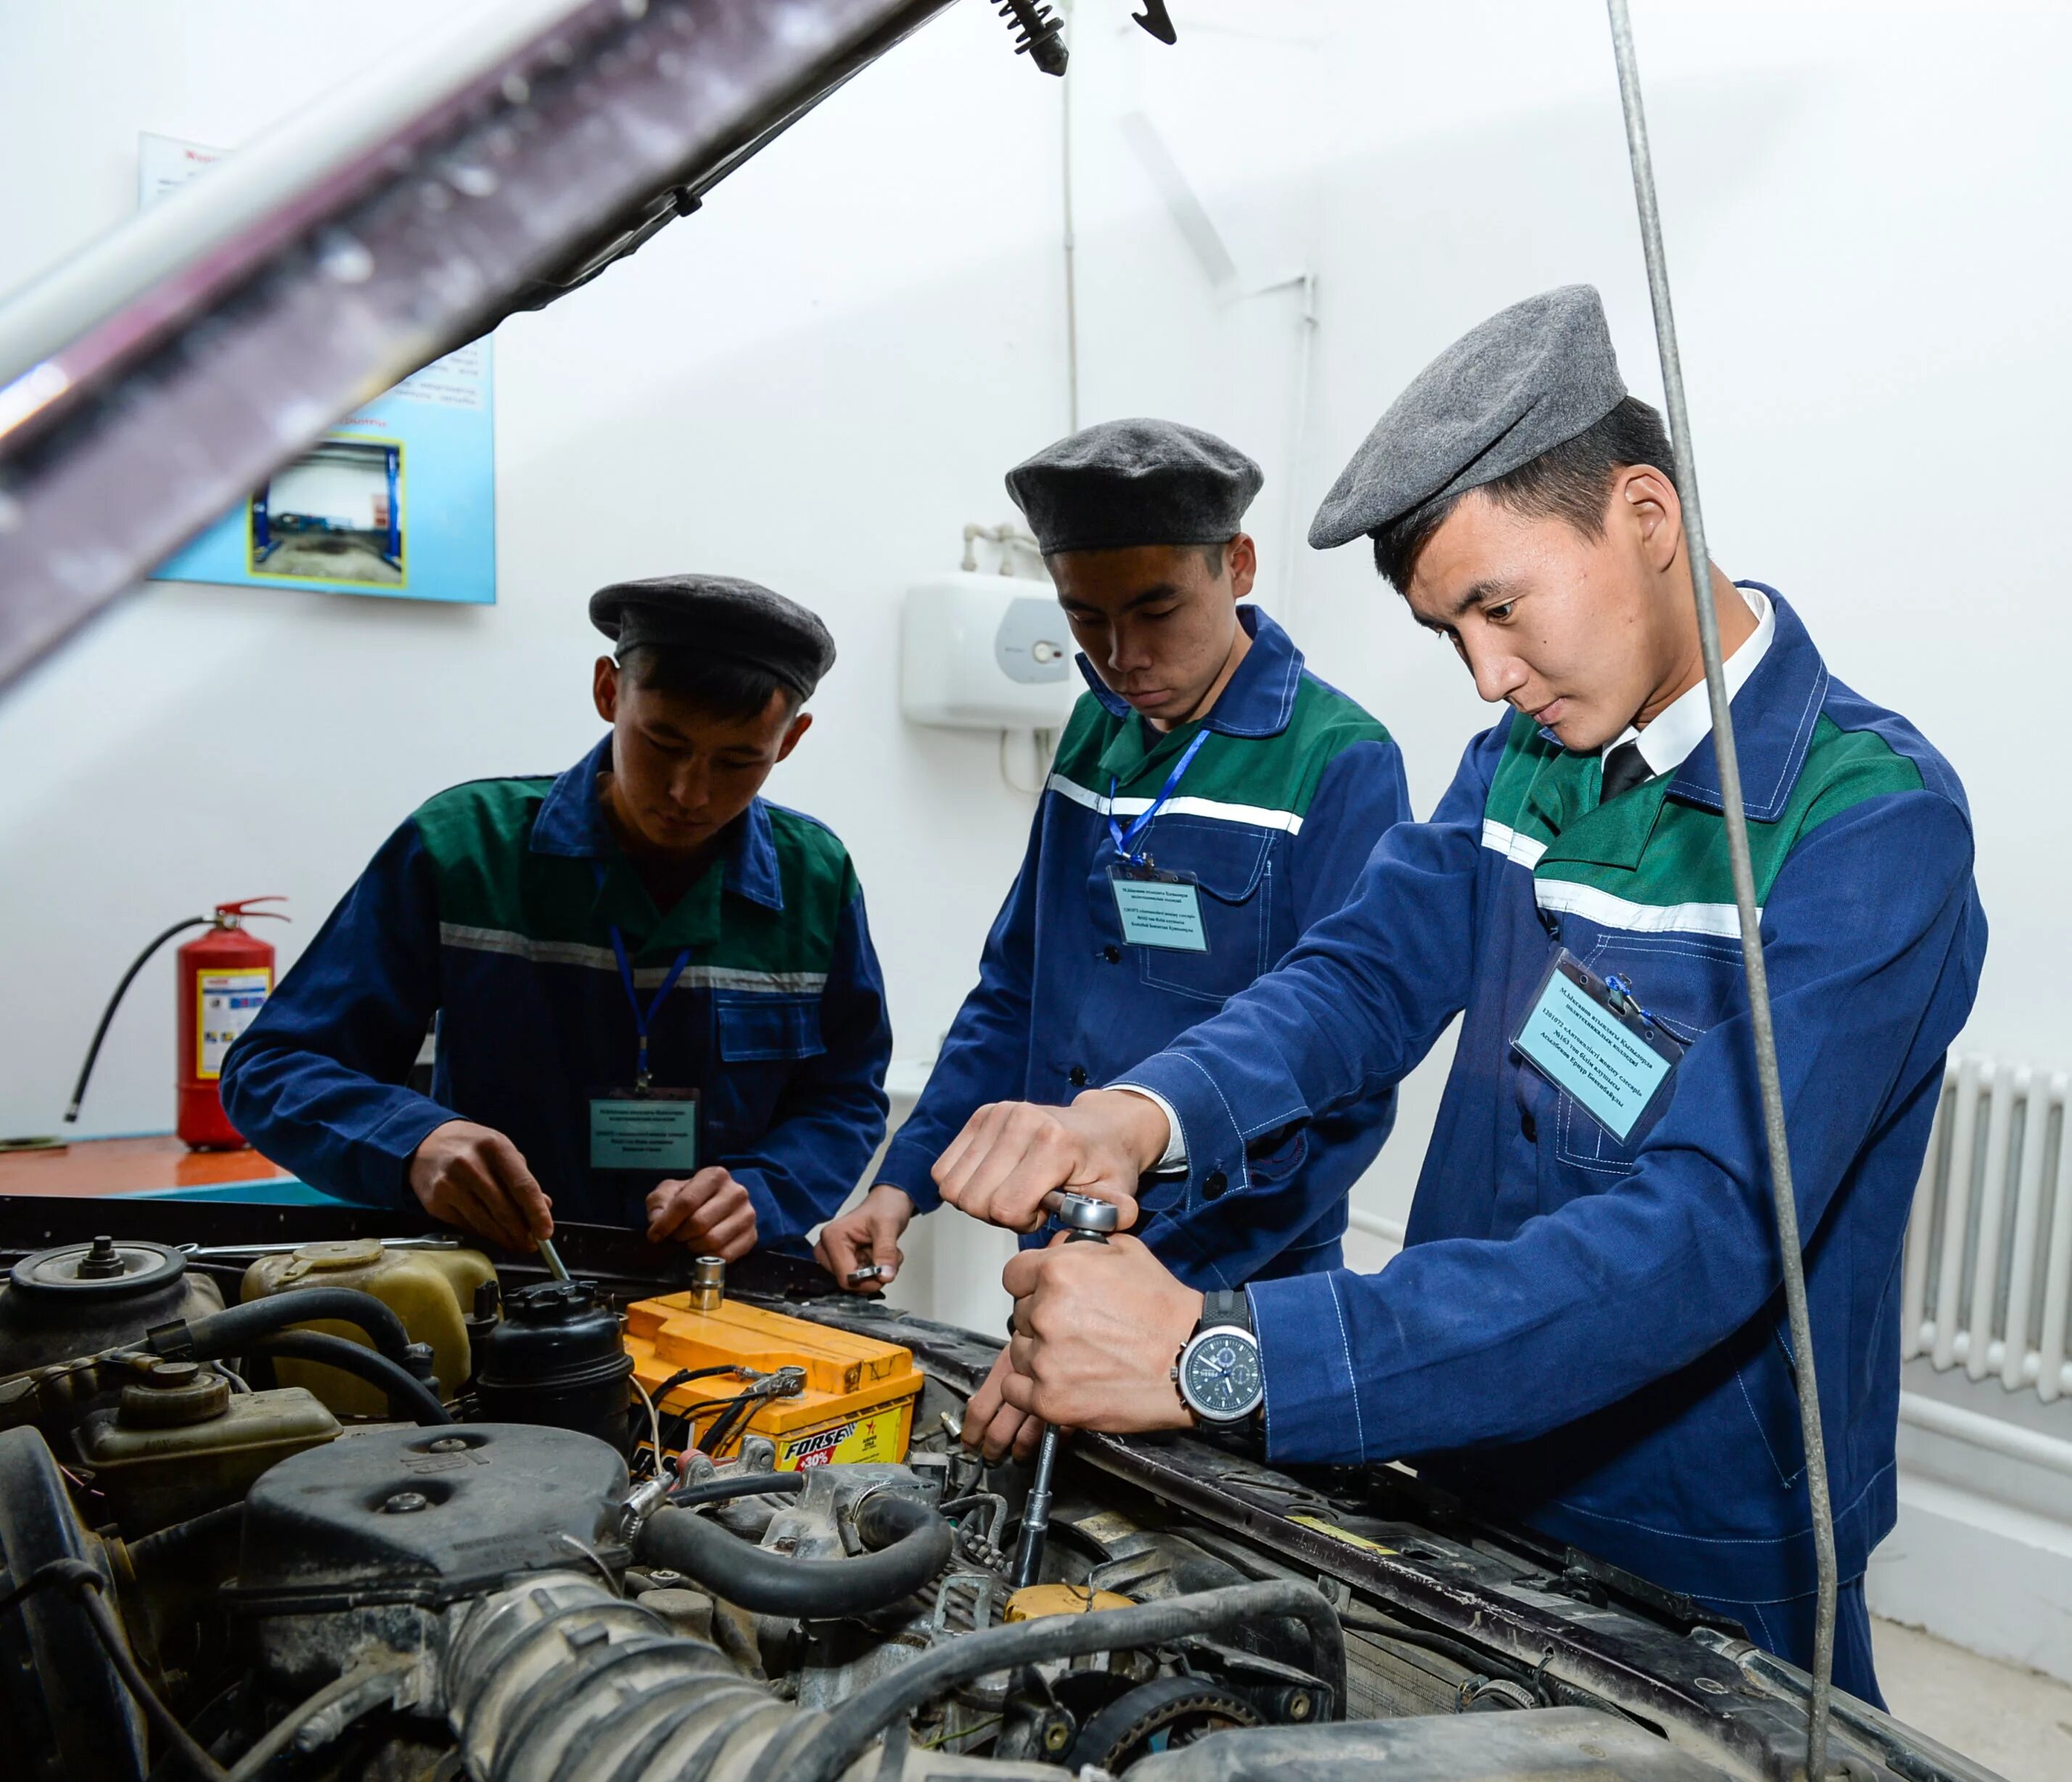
[536, 1234, 572, 1282]
[1011, 1189, 1120, 1589]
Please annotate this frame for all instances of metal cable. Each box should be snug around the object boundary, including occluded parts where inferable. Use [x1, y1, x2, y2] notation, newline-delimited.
[1604, 7, 1837, 1776]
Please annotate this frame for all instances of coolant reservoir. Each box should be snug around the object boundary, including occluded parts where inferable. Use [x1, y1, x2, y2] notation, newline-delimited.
[240, 1239, 495, 1416]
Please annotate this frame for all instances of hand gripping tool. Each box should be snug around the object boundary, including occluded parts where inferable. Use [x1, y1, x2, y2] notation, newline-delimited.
[1009, 1190, 1120, 1588]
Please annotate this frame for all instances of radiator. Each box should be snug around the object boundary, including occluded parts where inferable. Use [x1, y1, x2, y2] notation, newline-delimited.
[1902, 1055, 2072, 1403]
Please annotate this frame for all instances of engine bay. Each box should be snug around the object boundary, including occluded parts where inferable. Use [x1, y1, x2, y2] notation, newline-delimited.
[0, 1203, 2000, 1782]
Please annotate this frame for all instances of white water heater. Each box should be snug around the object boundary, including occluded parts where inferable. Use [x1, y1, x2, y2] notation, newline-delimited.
[900, 572, 1080, 731]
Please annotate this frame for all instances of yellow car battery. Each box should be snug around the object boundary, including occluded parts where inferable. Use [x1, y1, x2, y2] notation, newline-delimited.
[624, 1291, 924, 1471]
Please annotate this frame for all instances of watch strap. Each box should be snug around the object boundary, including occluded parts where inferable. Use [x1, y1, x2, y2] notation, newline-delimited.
[1198, 1286, 1252, 1339]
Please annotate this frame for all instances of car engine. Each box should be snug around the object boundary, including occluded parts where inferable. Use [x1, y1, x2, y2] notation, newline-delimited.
[0, 1220, 2007, 1782]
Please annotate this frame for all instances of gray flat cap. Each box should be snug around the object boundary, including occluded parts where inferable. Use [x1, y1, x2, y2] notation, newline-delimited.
[589, 574, 836, 699]
[1006, 418, 1262, 554]
[1308, 284, 1627, 550]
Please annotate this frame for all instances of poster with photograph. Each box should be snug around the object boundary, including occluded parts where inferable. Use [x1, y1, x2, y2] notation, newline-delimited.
[140, 132, 496, 604]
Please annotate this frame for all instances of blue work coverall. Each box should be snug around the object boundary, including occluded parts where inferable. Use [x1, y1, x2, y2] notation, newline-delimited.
[1115, 591, 1986, 1698]
[222, 736, 892, 1243]
[881, 606, 1413, 1286]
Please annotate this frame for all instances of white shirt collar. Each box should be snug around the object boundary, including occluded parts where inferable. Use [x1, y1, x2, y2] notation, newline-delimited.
[1604, 582, 1774, 777]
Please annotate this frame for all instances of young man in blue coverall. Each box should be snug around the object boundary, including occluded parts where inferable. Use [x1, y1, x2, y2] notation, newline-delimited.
[222, 575, 892, 1261]
[929, 290, 1986, 1704]
[815, 418, 1412, 1461]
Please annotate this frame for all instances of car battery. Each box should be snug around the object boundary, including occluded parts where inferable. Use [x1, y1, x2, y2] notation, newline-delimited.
[624, 1289, 924, 1471]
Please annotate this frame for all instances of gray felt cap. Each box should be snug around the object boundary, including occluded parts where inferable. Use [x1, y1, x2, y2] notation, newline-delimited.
[1307, 284, 1627, 550]
[1006, 418, 1263, 555]
[588, 573, 836, 699]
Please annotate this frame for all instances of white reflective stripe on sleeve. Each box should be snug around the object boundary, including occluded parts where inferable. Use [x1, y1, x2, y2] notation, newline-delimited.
[1479, 818, 1547, 868]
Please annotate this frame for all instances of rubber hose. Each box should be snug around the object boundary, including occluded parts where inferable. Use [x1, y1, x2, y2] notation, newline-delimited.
[124, 1505, 247, 1651]
[247, 1332, 451, 1426]
[126, 1502, 244, 1575]
[633, 1490, 949, 1619]
[158, 1289, 415, 1371]
[667, 1471, 808, 1510]
[760, 1577, 1344, 1782]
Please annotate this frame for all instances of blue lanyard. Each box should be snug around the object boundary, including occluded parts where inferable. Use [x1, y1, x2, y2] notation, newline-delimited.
[607, 928, 691, 1089]
[593, 866, 690, 1088]
[1107, 728, 1209, 866]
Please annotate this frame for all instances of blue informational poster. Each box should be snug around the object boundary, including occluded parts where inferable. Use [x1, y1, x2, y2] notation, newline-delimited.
[141, 133, 496, 605]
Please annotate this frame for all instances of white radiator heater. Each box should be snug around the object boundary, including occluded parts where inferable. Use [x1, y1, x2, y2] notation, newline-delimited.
[1902, 1055, 2072, 1404]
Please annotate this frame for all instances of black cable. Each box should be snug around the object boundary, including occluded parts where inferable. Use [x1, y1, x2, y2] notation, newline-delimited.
[4, 1559, 228, 1781]
[0, 1556, 78, 1616]
[761, 1578, 1344, 1782]
[247, 1332, 451, 1425]
[666, 1470, 807, 1510]
[696, 1395, 758, 1458]
[656, 1390, 751, 1458]
[653, 1366, 740, 1400]
[65, 917, 209, 1121]
[662, 1392, 758, 1421]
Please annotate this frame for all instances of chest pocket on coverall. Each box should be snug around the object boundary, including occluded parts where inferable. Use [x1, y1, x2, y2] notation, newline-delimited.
[1132, 818, 1275, 1005]
[1549, 930, 1742, 1175]
[710, 994, 826, 1151]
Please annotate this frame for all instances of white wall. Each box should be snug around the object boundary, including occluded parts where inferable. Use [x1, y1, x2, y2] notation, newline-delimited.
[1, 1, 2068, 1262]
[268, 459, 385, 531]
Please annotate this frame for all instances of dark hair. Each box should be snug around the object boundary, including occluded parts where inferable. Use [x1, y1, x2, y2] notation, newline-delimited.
[615, 644, 799, 721]
[1370, 395, 1677, 592]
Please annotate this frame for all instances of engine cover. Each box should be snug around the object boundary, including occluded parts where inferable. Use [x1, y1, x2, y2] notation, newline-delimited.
[233, 1423, 630, 1691]
[241, 1423, 629, 1601]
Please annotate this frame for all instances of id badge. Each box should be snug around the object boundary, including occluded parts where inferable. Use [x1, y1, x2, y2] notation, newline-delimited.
[589, 1087, 699, 1173]
[1510, 949, 1683, 1142]
[1109, 863, 1208, 953]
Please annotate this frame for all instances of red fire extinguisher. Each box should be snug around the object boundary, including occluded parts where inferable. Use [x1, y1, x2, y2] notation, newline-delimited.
[67, 897, 289, 1151]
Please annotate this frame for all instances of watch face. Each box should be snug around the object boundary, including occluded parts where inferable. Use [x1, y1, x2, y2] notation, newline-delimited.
[1183, 1328, 1262, 1421]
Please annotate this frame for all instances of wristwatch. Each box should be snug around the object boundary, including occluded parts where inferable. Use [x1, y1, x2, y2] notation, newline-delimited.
[1172, 1288, 1265, 1426]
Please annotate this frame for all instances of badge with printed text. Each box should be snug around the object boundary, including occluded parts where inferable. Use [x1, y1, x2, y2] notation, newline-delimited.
[1510, 948, 1683, 1141]
[589, 1086, 700, 1173]
[1109, 862, 1209, 953]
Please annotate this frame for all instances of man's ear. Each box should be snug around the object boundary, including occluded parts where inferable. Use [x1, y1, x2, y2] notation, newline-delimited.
[775, 710, 815, 763]
[593, 656, 620, 723]
[1619, 467, 1682, 573]
[1225, 533, 1258, 602]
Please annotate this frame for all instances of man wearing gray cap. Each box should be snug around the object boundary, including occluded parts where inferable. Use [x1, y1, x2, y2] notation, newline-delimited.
[223, 575, 892, 1268]
[932, 291, 1986, 1701]
[817, 417, 1411, 1463]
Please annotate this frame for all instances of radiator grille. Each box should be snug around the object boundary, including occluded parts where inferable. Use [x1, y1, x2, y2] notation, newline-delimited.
[1902, 1056, 2072, 1402]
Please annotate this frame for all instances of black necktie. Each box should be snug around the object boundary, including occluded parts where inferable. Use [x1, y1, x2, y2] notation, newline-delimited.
[1600, 740, 1652, 804]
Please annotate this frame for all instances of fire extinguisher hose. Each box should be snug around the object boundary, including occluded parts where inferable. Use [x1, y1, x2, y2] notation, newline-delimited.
[65, 917, 210, 1122]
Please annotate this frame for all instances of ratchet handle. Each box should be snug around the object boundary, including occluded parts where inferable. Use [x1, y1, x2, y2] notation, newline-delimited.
[1041, 1189, 1120, 1236]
